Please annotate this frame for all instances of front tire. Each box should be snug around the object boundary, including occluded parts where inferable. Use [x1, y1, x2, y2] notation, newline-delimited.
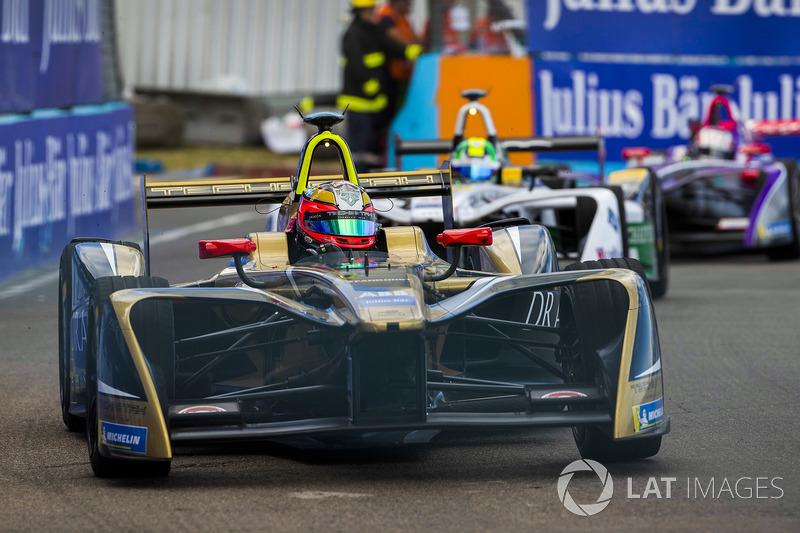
[58, 243, 85, 431]
[768, 159, 800, 261]
[86, 397, 171, 478]
[85, 275, 172, 477]
[564, 258, 661, 461]
[648, 171, 670, 299]
[573, 426, 661, 462]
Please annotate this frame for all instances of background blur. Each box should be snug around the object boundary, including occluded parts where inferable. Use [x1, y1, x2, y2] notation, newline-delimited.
[2, 0, 799, 280]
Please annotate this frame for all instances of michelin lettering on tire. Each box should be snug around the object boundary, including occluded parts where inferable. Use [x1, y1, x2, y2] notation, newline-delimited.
[557, 459, 613, 516]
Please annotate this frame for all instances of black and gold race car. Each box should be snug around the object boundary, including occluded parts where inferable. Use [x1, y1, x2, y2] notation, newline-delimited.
[58, 112, 668, 477]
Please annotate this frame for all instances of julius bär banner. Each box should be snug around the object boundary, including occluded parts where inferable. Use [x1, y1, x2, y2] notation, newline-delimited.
[0, 0, 105, 113]
[534, 59, 800, 161]
[527, 1, 800, 56]
[0, 104, 135, 279]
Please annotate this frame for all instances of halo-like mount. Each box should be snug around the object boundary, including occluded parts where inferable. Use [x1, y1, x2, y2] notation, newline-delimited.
[303, 111, 345, 133]
[461, 89, 488, 102]
[710, 84, 735, 96]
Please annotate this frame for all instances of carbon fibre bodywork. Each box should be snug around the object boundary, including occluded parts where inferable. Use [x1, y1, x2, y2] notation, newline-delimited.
[60, 112, 668, 476]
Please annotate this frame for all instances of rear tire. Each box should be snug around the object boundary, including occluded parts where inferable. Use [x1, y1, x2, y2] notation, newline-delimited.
[768, 159, 800, 261]
[648, 171, 670, 299]
[58, 243, 85, 432]
[564, 258, 661, 461]
[85, 275, 172, 477]
[565, 257, 648, 289]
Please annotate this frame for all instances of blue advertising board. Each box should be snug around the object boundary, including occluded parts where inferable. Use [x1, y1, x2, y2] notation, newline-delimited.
[534, 59, 800, 161]
[0, 0, 105, 113]
[527, 0, 800, 56]
[0, 104, 135, 279]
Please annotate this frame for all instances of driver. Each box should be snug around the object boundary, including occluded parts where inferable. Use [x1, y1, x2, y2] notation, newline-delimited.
[451, 137, 503, 183]
[294, 180, 381, 260]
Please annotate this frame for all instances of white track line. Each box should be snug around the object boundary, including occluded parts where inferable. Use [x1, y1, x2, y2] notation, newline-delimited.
[0, 212, 261, 301]
[149, 212, 259, 245]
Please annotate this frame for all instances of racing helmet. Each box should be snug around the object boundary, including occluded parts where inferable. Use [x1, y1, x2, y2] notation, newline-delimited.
[296, 180, 379, 249]
[451, 137, 502, 182]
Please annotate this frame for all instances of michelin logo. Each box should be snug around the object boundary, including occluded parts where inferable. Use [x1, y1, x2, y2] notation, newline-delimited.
[632, 397, 664, 432]
[101, 421, 147, 454]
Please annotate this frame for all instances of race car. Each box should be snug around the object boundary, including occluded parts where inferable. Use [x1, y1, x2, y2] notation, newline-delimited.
[391, 89, 669, 298]
[58, 111, 668, 478]
[615, 85, 800, 259]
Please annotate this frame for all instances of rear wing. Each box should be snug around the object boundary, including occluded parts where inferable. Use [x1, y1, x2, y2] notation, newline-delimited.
[145, 162, 453, 208]
[140, 162, 455, 274]
[394, 134, 605, 180]
[745, 118, 800, 137]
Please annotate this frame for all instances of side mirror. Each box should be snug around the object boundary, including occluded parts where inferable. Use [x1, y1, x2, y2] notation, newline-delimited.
[199, 239, 256, 259]
[436, 228, 493, 248]
[688, 119, 702, 136]
[427, 228, 492, 283]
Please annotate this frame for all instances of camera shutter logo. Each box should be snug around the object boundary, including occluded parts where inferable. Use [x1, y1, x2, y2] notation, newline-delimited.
[557, 459, 614, 516]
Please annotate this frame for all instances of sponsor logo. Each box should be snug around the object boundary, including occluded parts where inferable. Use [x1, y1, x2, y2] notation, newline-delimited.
[717, 217, 750, 231]
[100, 421, 147, 454]
[557, 459, 614, 516]
[759, 220, 792, 239]
[1, 0, 29, 44]
[358, 294, 416, 307]
[632, 397, 664, 432]
[178, 405, 228, 414]
[542, 390, 587, 399]
[607, 208, 619, 232]
[538, 69, 644, 138]
[99, 397, 147, 416]
[628, 222, 654, 245]
[630, 376, 659, 395]
[526, 290, 560, 327]
[538, 72, 800, 141]
[544, 0, 698, 31]
[0, 123, 135, 251]
[696, 127, 734, 152]
[40, 0, 102, 73]
[542, 0, 800, 32]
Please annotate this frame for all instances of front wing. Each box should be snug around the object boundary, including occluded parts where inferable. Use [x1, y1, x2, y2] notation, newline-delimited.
[91, 268, 667, 462]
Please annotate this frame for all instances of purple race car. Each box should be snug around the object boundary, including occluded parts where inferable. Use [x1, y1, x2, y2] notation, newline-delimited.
[611, 85, 800, 259]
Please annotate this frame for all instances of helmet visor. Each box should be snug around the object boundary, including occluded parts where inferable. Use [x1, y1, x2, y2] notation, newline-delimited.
[303, 210, 379, 237]
[453, 164, 497, 181]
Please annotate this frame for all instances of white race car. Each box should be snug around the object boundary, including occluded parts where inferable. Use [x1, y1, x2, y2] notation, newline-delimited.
[389, 89, 668, 298]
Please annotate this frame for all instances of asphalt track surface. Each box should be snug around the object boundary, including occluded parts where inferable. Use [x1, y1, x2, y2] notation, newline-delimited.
[1, 205, 799, 532]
